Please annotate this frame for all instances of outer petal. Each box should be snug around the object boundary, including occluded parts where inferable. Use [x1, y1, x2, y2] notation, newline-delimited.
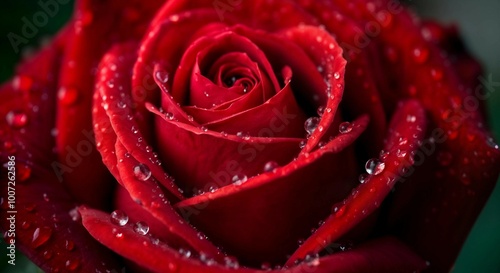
[0, 28, 122, 273]
[54, 0, 165, 208]
[81, 207, 426, 273]
[174, 115, 368, 265]
[286, 100, 427, 266]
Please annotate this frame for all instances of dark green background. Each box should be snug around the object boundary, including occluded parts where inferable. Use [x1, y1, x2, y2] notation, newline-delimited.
[0, 0, 499, 272]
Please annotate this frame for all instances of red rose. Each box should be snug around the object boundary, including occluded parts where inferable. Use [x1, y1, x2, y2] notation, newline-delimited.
[1, 0, 499, 272]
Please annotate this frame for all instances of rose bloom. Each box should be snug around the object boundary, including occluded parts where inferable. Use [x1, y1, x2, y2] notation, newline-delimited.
[1, 0, 499, 272]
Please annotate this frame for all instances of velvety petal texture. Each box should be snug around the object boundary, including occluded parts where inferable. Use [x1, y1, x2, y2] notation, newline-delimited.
[1, 0, 498, 272]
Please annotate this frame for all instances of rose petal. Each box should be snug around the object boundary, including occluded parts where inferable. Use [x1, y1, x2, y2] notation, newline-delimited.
[149, 102, 303, 195]
[114, 140, 225, 261]
[286, 100, 427, 266]
[54, 0, 164, 207]
[95, 42, 185, 201]
[174, 115, 368, 264]
[176, 30, 280, 108]
[82, 205, 426, 272]
[0, 29, 122, 273]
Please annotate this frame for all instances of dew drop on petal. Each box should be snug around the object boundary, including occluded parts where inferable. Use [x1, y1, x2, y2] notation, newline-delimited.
[359, 174, 368, 183]
[263, 161, 279, 173]
[110, 210, 129, 226]
[65, 240, 75, 251]
[12, 75, 33, 92]
[65, 259, 80, 271]
[299, 140, 307, 149]
[224, 256, 240, 269]
[304, 253, 320, 266]
[317, 106, 325, 117]
[339, 122, 353, 134]
[133, 221, 150, 235]
[333, 72, 341, 80]
[487, 137, 499, 150]
[32, 226, 52, 248]
[133, 164, 152, 181]
[6, 110, 28, 128]
[365, 158, 385, 175]
[304, 117, 320, 135]
[179, 248, 192, 258]
[155, 70, 169, 84]
[232, 174, 248, 185]
[165, 112, 174, 120]
[58, 87, 79, 106]
[412, 46, 429, 64]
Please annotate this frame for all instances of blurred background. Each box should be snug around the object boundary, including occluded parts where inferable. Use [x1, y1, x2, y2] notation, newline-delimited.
[0, 0, 499, 272]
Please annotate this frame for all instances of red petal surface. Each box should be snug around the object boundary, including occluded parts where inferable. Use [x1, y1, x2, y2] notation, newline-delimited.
[0, 28, 122, 273]
[50, 0, 165, 208]
[95, 42, 185, 201]
[113, 140, 225, 262]
[286, 100, 427, 266]
[150, 103, 303, 196]
[175, 115, 368, 265]
[81, 206, 426, 273]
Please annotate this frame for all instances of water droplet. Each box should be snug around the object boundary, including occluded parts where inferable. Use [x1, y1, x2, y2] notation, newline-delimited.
[487, 137, 499, 149]
[359, 174, 368, 183]
[43, 250, 53, 260]
[200, 126, 208, 132]
[232, 174, 248, 185]
[299, 140, 307, 149]
[365, 158, 385, 175]
[179, 248, 192, 258]
[12, 75, 33, 92]
[406, 115, 416, 123]
[65, 259, 80, 271]
[133, 164, 152, 181]
[200, 252, 215, 265]
[263, 161, 279, 173]
[168, 262, 178, 271]
[460, 172, 471, 186]
[304, 117, 320, 135]
[165, 112, 174, 120]
[396, 149, 407, 158]
[224, 256, 240, 269]
[58, 87, 79, 106]
[261, 262, 272, 270]
[304, 253, 320, 266]
[43, 193, 50, 202]
[110, 210, 129, 226]
[69, 208, 81, 221]
[6, 110, 28, 128]
[21, 221, 30, 229]
[32, 226, 52, 248]
[317, 106, 325, 116]
[431, 68, 443, 81]
[65, 240, 75, 251]
[339, 122, 353, 134]
[17, 163, 32, 182]
[155, 70, 169, 84]
[333, 72, 341, 80]
[412, 46, 429, 64]
[133, 221, 150, 235]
